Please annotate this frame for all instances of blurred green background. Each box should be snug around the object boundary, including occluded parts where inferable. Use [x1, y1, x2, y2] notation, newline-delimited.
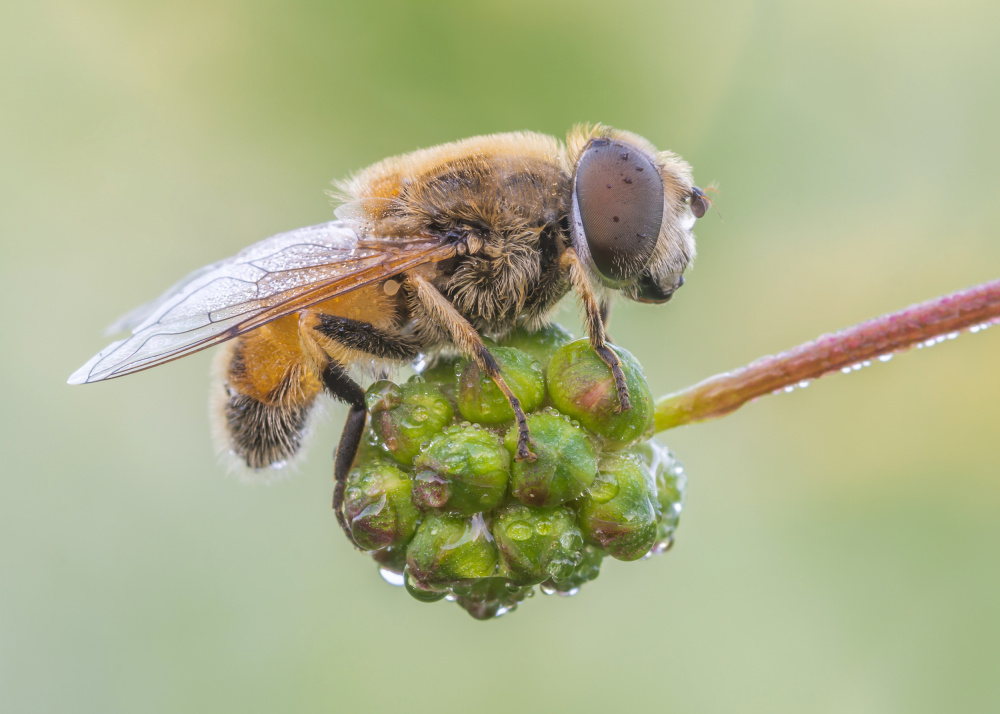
[3, 0, 999, 712]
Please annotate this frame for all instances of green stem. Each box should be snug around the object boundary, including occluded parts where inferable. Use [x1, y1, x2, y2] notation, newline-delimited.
[654, 278, 1000, 432]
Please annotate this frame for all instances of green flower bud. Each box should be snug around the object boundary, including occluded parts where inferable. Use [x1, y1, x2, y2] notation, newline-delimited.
[343, 324, 691, 619]
[411, 425, 510, 515]
[371, 544, 408, 575]
[498, 323, 574, 369]
[577, 453, 658, 561]
[632, 439, 687, 553]
[541, 545, 605, 595]
[366, 380, 454, 466]
[503, 411, 597, 506]
[414, 356, 462, 405]
[493, 502, 584, 585]
[547, 339, 653, 448]
[456, 347, 545, 424]
[342, 457, 420, 551]
[403, 573, 448, 602]
[405, 513, 498, 585]
[451, 577, 533, 620]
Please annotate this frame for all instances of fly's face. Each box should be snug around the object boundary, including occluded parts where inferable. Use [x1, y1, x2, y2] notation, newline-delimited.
[567, 126, 706, 304]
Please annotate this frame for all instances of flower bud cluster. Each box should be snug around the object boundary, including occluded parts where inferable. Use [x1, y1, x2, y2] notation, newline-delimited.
[340, 324, 686, 619]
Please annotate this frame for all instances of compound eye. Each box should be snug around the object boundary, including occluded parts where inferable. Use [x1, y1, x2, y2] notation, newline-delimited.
[575, 139, 664, 281]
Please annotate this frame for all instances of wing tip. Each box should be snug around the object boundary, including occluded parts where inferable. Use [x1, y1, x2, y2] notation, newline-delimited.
[67, 366, 90, 385]
[68, 354, 107, 385]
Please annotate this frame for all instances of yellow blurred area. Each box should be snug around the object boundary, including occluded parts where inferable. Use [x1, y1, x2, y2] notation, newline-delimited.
[2, 1, 998, 712]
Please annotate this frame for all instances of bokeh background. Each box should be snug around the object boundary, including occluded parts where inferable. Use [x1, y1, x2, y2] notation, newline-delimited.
[3, 1, 999, 712]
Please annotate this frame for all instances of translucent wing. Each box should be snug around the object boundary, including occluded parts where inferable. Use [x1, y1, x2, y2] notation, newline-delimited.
[69, 220, 455, 384]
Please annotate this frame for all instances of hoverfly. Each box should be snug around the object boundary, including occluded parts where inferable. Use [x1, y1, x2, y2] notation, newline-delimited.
[69, 124, 707, 540]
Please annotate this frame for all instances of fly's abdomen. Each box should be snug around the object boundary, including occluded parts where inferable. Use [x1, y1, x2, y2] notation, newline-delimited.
[211, 315, 323, 471]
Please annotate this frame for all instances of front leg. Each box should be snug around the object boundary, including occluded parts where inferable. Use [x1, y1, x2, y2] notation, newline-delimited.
[599, 298, 613, 334]
[560, 248, 631, 413]
[406, 272, 537, 462]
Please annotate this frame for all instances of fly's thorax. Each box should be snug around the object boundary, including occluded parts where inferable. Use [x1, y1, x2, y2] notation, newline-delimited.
[339, 132, 578, 338]
[339, 131, 569, 237]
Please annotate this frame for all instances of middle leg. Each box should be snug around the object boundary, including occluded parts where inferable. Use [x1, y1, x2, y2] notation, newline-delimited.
[405, 272, 537, 462]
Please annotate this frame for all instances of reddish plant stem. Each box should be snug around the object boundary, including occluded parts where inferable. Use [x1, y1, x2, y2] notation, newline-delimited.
[654, 278, 1000, 432]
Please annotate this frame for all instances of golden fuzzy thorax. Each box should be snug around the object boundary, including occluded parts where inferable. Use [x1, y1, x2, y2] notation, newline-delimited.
[215, 126, 701, 475]
[337, 125, 697, 333]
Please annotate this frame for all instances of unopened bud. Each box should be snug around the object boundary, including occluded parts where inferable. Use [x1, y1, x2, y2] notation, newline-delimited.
[342, 456, 420, 551]
[632, 439, 687, 545]
[457, 347, 545, 424]
[366, 380, 454, 465]
[577, 453, 658, 561]
[405, 513, 498, 586]
[451, 577, 533, 620]
[541, 544, 604, 595]
[503, 411, 597, 506]
[499, 323, 574, 369]
[414, 356, 462, 405]
[411, 425, 510, 515]
[493, 502, 584, 585]
[547, 340, 653, 448]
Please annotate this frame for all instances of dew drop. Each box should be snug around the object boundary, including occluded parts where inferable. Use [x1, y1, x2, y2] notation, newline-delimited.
[505, 520, 533, 541]
[878, 354, 894, 362]
[588, 474, 619, 503]
[379, 568, 405, 587]
[559, 532, 583, 551]
[649, 537, 675, 556]
[548, 559, 576, 579]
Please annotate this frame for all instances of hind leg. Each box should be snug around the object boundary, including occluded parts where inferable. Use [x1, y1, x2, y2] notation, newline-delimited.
[298, 304, 421, 546]
[319, 360, 367, 543]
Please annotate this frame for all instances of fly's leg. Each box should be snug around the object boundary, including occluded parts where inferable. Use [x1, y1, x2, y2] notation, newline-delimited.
[405, 272, 537, 462]
[299, 309, 422, 547]
[560, 248, 631, 413]
[312, 314, 421, 361]
[321, 361, 367, 546]
[599, 298, 613, 334]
